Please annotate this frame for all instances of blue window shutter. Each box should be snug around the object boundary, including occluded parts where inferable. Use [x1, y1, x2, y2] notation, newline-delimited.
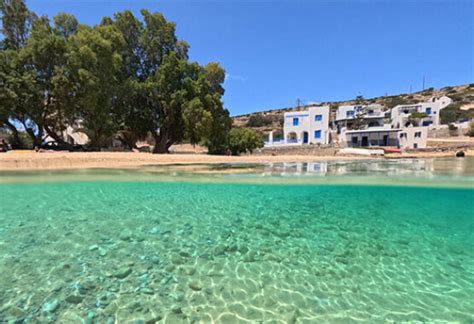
[293, 117, 299, 126]
[315, 114, 322, 121]
[314, 130, 321, 139]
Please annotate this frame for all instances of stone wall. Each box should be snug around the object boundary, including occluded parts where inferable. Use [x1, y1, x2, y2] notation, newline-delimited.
[428, 122, 471, 138]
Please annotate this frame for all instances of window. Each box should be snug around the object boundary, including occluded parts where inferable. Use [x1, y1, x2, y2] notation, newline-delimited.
[292, 117, 299, 126]
[351, 136, 358, 144]
[314, 130, 321, 139]
[415, 132, 421, 138]
[346, 111, 355, 118]
[425, 107, 432, 115]
[400, 133, 406, 138]
[315, 114, 322, 121]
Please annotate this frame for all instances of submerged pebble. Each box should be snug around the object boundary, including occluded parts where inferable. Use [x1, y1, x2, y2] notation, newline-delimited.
[65, 294, 84, 304]
[114, 267, 132, 279]
[42, 299, 60, 314]
[188, 281, 202, 291]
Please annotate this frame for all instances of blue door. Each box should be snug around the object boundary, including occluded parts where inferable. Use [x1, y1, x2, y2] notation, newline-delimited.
[303, 132, 309, 144]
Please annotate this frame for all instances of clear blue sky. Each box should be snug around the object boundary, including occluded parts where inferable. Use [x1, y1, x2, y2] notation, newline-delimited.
[29, 0, 473, 116]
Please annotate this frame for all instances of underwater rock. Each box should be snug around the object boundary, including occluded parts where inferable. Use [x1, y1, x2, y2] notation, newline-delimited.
[188, 281, 202, 291]
[98, 247, 108, 257]
[141, 287, 154, 295]
[171, 305, 183, 314]
[88, 244, 99, 251]
[114, 267, 132, 279]
[50, 283, 63, 292]
[83, 311, 95, 324]
[242, 251, 257, 262]
[228, 244, 238, 252]
[42, 299, 60, 314]
[239, 245, 250, 255]
[65, 294, 84, 304]
[170, 291, 185, 302]
[179, 250, 190, 258]
[119, 230, 133, 241]
[170, 253, 185, 265]
[103, 303, 118, 315]
[2, 305, 26, 321]
[144, 314, 163, 324]
[213, 243, 228, 256]
[165, 264, 175, 272]
[148, 227, 160, 235]
[179, 266, 196, 276]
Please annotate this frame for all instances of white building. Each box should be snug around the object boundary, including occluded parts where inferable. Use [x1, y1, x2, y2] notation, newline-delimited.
[282, 106, 330, 145]
[345, 126, 428, 149]
[391, 96, 452, 129]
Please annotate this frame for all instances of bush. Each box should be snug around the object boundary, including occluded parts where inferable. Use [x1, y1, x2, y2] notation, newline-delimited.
[448, 123, 458, 131]
[228, 127, 264, 155]
[386, 96, 409, 108]
[246, 114, 274, 127]
[466, 122, 474, 137]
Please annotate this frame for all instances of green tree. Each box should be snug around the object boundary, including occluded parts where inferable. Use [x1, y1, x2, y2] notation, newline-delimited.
[0, 0, 34, 49]
[65, 24, 125, 149]
[228, 127, 264, 155]
[351, 112, 366, 130]
[111, 10, 230, 153]
[18, 15, 74, 146]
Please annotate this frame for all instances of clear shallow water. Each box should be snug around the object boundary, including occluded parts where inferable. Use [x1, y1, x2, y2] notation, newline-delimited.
[0, 158, 473, 323]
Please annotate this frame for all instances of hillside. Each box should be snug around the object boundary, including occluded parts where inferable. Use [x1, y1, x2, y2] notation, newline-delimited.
[233, 84, 474, 140]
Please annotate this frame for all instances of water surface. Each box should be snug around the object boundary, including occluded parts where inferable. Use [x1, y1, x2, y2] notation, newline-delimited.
[0, 158, 473, 323]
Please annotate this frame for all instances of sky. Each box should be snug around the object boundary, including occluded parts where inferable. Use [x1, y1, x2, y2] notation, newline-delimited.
[28, 0, 473, 116]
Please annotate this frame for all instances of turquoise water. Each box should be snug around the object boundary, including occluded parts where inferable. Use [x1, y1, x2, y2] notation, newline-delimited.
[0, 158, 473, 323]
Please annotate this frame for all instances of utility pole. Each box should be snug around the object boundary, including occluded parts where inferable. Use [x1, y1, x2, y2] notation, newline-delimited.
[296, 98, 301, 108]
[422, 75, 425, 91]
[410, 84, 412, 94]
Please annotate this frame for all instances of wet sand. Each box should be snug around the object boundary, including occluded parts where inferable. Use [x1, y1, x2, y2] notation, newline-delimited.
[0, 150, 472, 171]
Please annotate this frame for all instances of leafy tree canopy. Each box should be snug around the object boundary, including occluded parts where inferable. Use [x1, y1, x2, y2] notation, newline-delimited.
[0, 1, 231, 153]
[228, 127, 264, 155]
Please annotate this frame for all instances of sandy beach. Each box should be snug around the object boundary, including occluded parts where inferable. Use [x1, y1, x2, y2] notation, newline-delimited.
[0, 149, 472, 171]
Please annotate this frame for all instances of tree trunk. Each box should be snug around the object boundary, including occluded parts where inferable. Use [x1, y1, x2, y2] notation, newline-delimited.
[3, 120, 21, 148]
[152, 132, 171, 154]
[43, 125, 72, 148]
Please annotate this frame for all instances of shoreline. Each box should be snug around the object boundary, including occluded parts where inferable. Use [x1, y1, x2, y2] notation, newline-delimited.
[0, 150, 472, 171]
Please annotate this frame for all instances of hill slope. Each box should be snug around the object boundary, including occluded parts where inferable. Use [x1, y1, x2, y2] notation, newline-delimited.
[232, 84, 474, 139]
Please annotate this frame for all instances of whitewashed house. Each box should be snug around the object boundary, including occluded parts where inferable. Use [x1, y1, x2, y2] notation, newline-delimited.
[282, 106, 330, 145]
[345, 126, 427, 149]
[334, 104, 386, 131]
[391, 96, 452, 129]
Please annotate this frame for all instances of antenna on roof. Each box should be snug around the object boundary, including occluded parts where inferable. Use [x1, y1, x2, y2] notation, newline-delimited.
[296, 98, 301, 108]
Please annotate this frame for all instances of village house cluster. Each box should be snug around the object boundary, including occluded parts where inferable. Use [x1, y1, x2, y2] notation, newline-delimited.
[270, 95, 454, 149]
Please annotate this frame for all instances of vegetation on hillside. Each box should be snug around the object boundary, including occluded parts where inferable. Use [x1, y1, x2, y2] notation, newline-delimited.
[0, 0, 232, 153]
[440, 103, 474, 124]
